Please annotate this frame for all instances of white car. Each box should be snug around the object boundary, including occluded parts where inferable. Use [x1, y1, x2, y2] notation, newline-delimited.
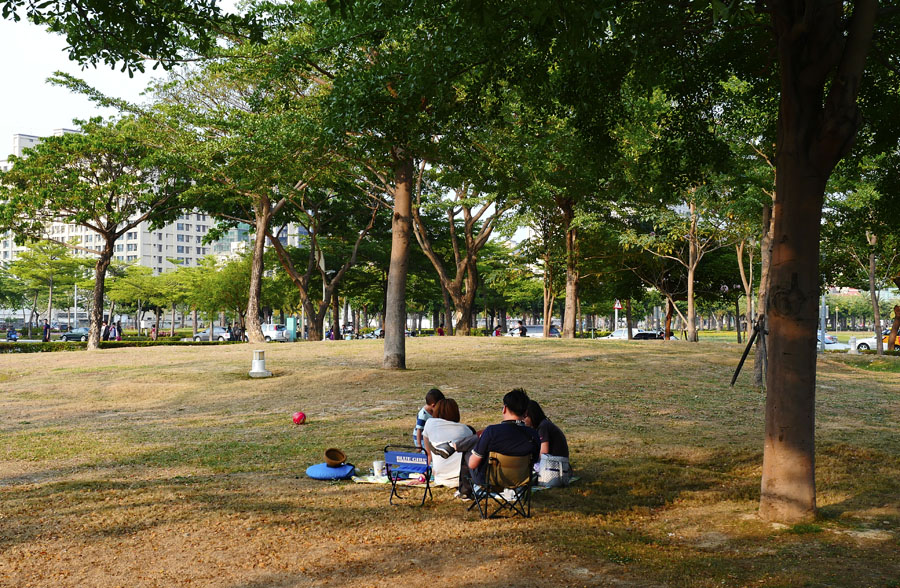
[261, 324, 289, 342]
[855, 329, 900, 351]
[504, 325, 560, 338]
[602, 328, 657, 339]
[818, 333, 849, 351]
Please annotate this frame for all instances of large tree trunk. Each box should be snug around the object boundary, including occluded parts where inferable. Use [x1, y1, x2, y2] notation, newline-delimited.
[87, 244, 114, 350]
[561, 201, 578, 338]
[332, 288, 341, 340]
[760, 0, 876, 524]
[664, 299, 674, 340]
[383, 154, 414, 369]
[245, 208, 270, 344]
[686, 203, 699, 342]
[760, 164, 824, 524]
[754, 203, 774, 387]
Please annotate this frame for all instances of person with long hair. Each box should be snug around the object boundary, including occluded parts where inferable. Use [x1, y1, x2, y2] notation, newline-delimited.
[524, 400, 572, 487]
[422, 398, 475, 488]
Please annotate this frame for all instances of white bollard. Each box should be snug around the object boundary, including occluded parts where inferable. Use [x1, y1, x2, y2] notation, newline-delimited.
[249, 349, 272, 378]
[848, 337, 858, 355]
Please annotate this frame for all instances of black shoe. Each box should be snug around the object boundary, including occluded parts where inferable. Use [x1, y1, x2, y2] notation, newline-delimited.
[432, 442, 455, 459]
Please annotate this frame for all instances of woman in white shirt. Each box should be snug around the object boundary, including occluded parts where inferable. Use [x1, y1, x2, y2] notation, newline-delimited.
[422, 398, 476, 488]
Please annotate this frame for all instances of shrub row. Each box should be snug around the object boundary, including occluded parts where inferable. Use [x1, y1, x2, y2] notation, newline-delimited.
[0, 340, 236, 354]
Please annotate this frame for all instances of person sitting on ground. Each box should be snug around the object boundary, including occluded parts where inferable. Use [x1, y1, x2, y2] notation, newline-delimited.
[422, 398, 476, 488]
[525, 400, 572, 487]
[413, 388, 445, 449]
[453, 388, 540, 500]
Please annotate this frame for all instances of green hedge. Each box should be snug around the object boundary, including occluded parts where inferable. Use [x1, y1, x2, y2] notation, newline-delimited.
[0, 340, 236, 353]
[859, 348, 900, 357]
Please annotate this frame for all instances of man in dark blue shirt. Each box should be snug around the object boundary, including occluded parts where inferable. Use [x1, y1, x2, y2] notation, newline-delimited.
[458, 388, 540, 499]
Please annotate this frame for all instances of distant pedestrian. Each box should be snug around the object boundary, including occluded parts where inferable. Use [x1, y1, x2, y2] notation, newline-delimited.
[42, 319, 50, 342]
[516, 320, 527, 337]
[437, 323, 445, 336]
[150, 326, 157, 340]
[101, 321, 110, 341]
[109, 323, 118, 341]
[116, 321, 123, 341]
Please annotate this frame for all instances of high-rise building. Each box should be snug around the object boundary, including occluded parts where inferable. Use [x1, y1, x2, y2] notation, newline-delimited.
[1, 132, 246, 273]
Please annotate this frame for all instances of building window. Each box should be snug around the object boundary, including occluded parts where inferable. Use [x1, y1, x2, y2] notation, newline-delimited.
[115, 244, 124, 252]
[176, 223, 184, 230]
[126, 243, 137, 251]
[195, 235, 202, 243]
[127, 255, 137, 261]
[177, 246, 184, 253]
[177, 234, 185, 242]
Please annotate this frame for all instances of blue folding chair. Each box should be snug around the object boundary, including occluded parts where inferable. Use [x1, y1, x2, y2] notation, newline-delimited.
[384, 445, 432, 506]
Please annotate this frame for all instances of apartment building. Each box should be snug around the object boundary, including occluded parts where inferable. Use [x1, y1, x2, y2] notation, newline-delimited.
[2, 132, 307, 272]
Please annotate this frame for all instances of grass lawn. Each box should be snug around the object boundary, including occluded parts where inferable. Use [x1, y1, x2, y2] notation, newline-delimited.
[1, 338, 898, 587]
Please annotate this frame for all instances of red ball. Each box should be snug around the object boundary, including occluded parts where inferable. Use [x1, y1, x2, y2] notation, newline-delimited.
[292, 411, 306, 425]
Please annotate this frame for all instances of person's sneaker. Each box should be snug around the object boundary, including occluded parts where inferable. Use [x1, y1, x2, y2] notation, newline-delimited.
[454, 490, 472, 502]
[431, 442, 455, 459]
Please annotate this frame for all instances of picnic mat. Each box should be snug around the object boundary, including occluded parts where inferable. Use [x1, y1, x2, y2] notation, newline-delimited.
[351, 474, 580, 489]
[352, 474, 428, 486]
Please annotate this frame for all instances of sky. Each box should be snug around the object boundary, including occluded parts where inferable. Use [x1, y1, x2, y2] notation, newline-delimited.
[0, 18, 156, 158]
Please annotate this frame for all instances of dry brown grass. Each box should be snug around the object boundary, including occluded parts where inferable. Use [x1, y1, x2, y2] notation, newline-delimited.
[1, 338, 898, 587]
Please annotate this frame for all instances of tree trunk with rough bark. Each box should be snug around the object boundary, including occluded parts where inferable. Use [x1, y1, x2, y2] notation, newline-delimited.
[560, 200, 578, 338]
[383, 154, 414, 369]
[87, 243, 114, 350]
[245, 208, 270, 344]
[760, 0, 876, 524]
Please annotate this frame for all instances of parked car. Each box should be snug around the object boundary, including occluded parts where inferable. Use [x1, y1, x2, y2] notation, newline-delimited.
[60, 327, 90, 342]
[602, 328, 659, 339]
[504, 325, 561, 338]
[194, 327, 231, 342]
[817, 332, 850, 351]
[632, 330, 663, 340]
[602, 328, 631, 339]
[261, 324, 288, 342]
[855, 329, 900, 351]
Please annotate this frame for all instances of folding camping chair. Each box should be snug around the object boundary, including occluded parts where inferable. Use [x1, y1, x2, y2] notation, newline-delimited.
[470, 452, 535, 519]
[384, 445, 433, 506]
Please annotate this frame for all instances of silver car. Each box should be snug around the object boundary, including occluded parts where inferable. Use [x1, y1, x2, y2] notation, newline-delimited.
[194, 327, 231, 341]
[261, 324, 289, 342]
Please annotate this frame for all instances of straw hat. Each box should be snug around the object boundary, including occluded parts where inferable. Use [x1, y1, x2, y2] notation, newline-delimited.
[324, 448, 346, 467]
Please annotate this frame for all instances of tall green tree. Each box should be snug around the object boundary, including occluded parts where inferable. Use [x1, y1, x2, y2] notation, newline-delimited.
[0, 117, 186, 349]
